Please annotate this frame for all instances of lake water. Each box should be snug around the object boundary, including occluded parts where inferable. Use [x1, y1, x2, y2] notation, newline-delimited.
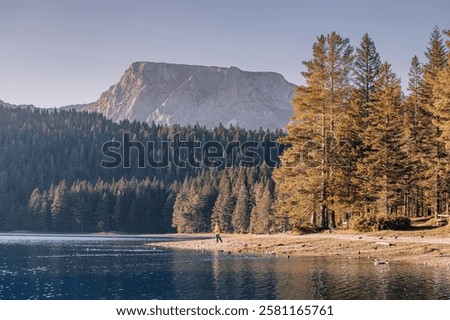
[0, 233, 449, 300]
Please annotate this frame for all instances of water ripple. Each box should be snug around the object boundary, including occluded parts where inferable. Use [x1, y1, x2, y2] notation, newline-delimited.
[0, 234, 449, 299]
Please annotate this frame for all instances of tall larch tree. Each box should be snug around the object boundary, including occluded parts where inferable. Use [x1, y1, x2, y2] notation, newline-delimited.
[404, 55, 434, 216]
[333, 33, 381, 217]
[431, 30, 450, 215]
[432, 30, 450, 146]
[359, 62, 409, 215]
[423, 26, 448, 217]
[354, 33, 381, 105]
[275, 32, 353, 229]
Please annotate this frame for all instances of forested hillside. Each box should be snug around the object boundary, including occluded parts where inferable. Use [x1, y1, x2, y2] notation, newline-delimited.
[0, 106, 282, 232]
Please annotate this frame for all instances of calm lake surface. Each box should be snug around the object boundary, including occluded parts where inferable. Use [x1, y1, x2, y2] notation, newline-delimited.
[0, 233, 449, 300]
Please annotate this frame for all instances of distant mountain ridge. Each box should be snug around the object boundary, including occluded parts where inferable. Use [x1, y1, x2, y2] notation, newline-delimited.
[0, 100, 36, 110]
[71, 62, 296, 130]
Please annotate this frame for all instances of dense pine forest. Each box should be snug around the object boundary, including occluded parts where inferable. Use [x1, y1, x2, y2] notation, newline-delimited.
[0, 106, 282, 233]
[275, 27, 450, 231]
[1, 27, 449, 234]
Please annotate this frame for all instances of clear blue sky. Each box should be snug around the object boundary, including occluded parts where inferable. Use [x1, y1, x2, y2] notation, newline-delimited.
[0, 0, 449, 108]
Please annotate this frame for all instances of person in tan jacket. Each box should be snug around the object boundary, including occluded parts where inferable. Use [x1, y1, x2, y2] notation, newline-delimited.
[214, 224, 223, 243]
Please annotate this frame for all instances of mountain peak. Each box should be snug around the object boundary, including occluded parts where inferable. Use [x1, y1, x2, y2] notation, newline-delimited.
[82, 61, 295, 129]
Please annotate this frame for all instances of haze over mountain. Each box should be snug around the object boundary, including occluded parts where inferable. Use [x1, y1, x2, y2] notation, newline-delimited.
[73, 62, 296, 130]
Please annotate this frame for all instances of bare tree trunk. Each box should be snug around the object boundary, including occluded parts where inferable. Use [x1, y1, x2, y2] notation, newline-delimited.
[311, 210, 317, 226]
[415, 198, 419, 217]
[329, 210, 336, 229]
[435, 172, 440, 219]
[404, 192, 409, 217]
[435, 124, 441, 220]
[310, 197, 317, 227]
[446, 192, 449, 214]
[321, 102, 327, 229]
[320, 203, 327, 228]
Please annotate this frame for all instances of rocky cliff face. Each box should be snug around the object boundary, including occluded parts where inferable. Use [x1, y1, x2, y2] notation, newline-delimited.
[81, 62, 295, 130]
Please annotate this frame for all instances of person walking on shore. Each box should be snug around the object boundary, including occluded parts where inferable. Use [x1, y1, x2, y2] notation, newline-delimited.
[214, 224, 223, 243]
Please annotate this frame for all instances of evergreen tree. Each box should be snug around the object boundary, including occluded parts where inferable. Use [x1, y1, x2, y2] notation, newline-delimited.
[250, 180, 273, 234]
[50, 180, 72, 231]
[95, 192, 112, 232]
[359, 62, 409, 215]
[172, 178, 196, 233]
[423, 26, 448, 217]
[112, 193, 124, 231]
[404, 55, 434, 216]
[423, 26, 448, 101]
[40, 191, 52, 231]
[29, 188, 44, 229]
[211, 174, 236, 232]
[274, 32, 353, 229]
[29, 188, 42, 215]
[161, 190, 177, 233]
[354, 33, 381, 105]
[431, 30, 450, 216]
[431, 30, 450, 149]
[332, 33, 381, 217]
[231, 183, 251, 233]
[72, 197, 90, 232]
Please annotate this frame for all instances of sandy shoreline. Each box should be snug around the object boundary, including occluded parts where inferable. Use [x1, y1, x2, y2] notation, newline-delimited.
[150, 230, 450, 268]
